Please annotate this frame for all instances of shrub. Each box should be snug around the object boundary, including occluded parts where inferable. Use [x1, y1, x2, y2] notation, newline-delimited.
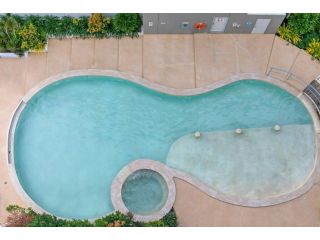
[143, 209, 178, 227]
[59, 16, 89, 38]
[287, 13, 320, 36]
[307, 39, 320, 60]
[144, 220, 166, 227]
[277, 25, 301, 45]
[112, 13, 142, 37]
[27, 214, 94, 227]
[94, 211, 137, 227]
[297, 32, 319, 49]
[161, 210, 178, 227]
[87, 13, 112, 34]
[18, 23, 47, 52]
[0, 14, 23, 54]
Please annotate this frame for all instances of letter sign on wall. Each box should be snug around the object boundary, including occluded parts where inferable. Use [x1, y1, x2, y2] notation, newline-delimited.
[210, 17, 229, 32]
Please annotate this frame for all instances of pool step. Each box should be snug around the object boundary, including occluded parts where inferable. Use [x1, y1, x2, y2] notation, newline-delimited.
[303, 79, 320, 114]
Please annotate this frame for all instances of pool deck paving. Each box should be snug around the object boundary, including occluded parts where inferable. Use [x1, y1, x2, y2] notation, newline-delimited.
[0, 34, 320, 226]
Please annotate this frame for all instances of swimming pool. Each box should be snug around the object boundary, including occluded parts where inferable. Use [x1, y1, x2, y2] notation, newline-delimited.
[12, 75, 315, 219]
[121, 169, 168, 215]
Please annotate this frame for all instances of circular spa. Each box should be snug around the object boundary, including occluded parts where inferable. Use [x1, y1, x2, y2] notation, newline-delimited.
[10, 74, 316, 219]
[121, 169, 168, 215]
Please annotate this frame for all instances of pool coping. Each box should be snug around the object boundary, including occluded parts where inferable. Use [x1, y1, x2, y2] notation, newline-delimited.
[6, 69, 320, 220]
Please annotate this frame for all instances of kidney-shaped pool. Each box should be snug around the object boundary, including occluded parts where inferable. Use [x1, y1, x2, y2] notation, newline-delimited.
[11, 75, 315, 219]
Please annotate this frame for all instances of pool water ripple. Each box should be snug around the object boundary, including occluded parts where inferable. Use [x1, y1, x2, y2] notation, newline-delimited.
[13, 76, 314, 219]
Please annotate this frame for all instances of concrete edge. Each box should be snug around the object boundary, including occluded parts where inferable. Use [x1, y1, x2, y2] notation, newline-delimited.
[21, 69, 301, 102]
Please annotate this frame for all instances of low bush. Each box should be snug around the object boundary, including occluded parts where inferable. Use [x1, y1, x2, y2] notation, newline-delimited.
[277, 25, 301, 45]
[112, 13, 142, 37]
[18, 23, 47, 52]
[307, 39, 320, 60]
[27, 214, 94, 227]
[5, 205, 178, 227]
[93, 211, 137, 227]
[0, 14, 24, 55]
[144, 220, 166, 227]
[286, 13, 320, 36]
[87, 13, 112, 35]
[161, 210, 178, 227]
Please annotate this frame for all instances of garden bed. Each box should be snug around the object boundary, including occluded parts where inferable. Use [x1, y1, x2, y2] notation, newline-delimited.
[3, 205, 178, 227]
[0, 13, 142, 57]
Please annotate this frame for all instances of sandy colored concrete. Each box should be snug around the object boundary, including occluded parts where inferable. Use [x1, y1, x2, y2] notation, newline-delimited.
[233, 34, 275, 74]
[0, 58, 26, 104]
[118, 37, 143, 76]
[70, 39, 95, 70]
[0, 58, 29, 222]
[93, 39, 118, 70]
[174, 178, 320, 226]
[290, 50, 320, 85]
[0, 34, 319, 226]
[194, 34, 238, 87]
[46, 39, 71, 77]
[143, 35, 195, 89]
[267, 37, 301, 80]
[25, 53, 48, 93]
[194, 34, 275, 88]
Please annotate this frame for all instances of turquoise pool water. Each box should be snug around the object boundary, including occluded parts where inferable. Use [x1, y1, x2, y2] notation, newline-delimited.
[121, 169, 168, 215]
[14, 76, 313, 219]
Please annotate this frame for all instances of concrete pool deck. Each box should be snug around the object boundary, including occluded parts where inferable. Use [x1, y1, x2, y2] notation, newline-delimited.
[0, 34, 320, 226]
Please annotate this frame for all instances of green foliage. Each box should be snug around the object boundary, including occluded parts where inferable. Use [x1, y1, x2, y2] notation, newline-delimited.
[22, 13, 142, 38]
[287, 13, 320, 36]
[297, 32, 319, 49]
[6, 205, 177, 227]
[0, 14, 23, 54]
[6, 205, 36, 216]
[18, 23, 47, 51]
[0, 13, 142, 54]
[278, 13, 320, 59]
[112, 13, 142, 37]
[277, 25, 301, 45]
[143, 210, 178, 227]
[93, 211, 136, 227]
[161, 210, 178, 227]
[307, 39, 320, 60]
[41, 15, 89, 38]
[144, 220, 166, 227]
[27, 213, 94, 227]
[6, 205, 25, 214]
[88, 13, 112, 35]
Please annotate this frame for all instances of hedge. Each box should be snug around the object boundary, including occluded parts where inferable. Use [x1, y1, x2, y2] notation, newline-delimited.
[5, 205, 178, 227]
[0, 13, 142, 54]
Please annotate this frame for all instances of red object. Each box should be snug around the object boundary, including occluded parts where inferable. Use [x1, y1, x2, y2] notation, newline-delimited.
[194, 22, 207, 30]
